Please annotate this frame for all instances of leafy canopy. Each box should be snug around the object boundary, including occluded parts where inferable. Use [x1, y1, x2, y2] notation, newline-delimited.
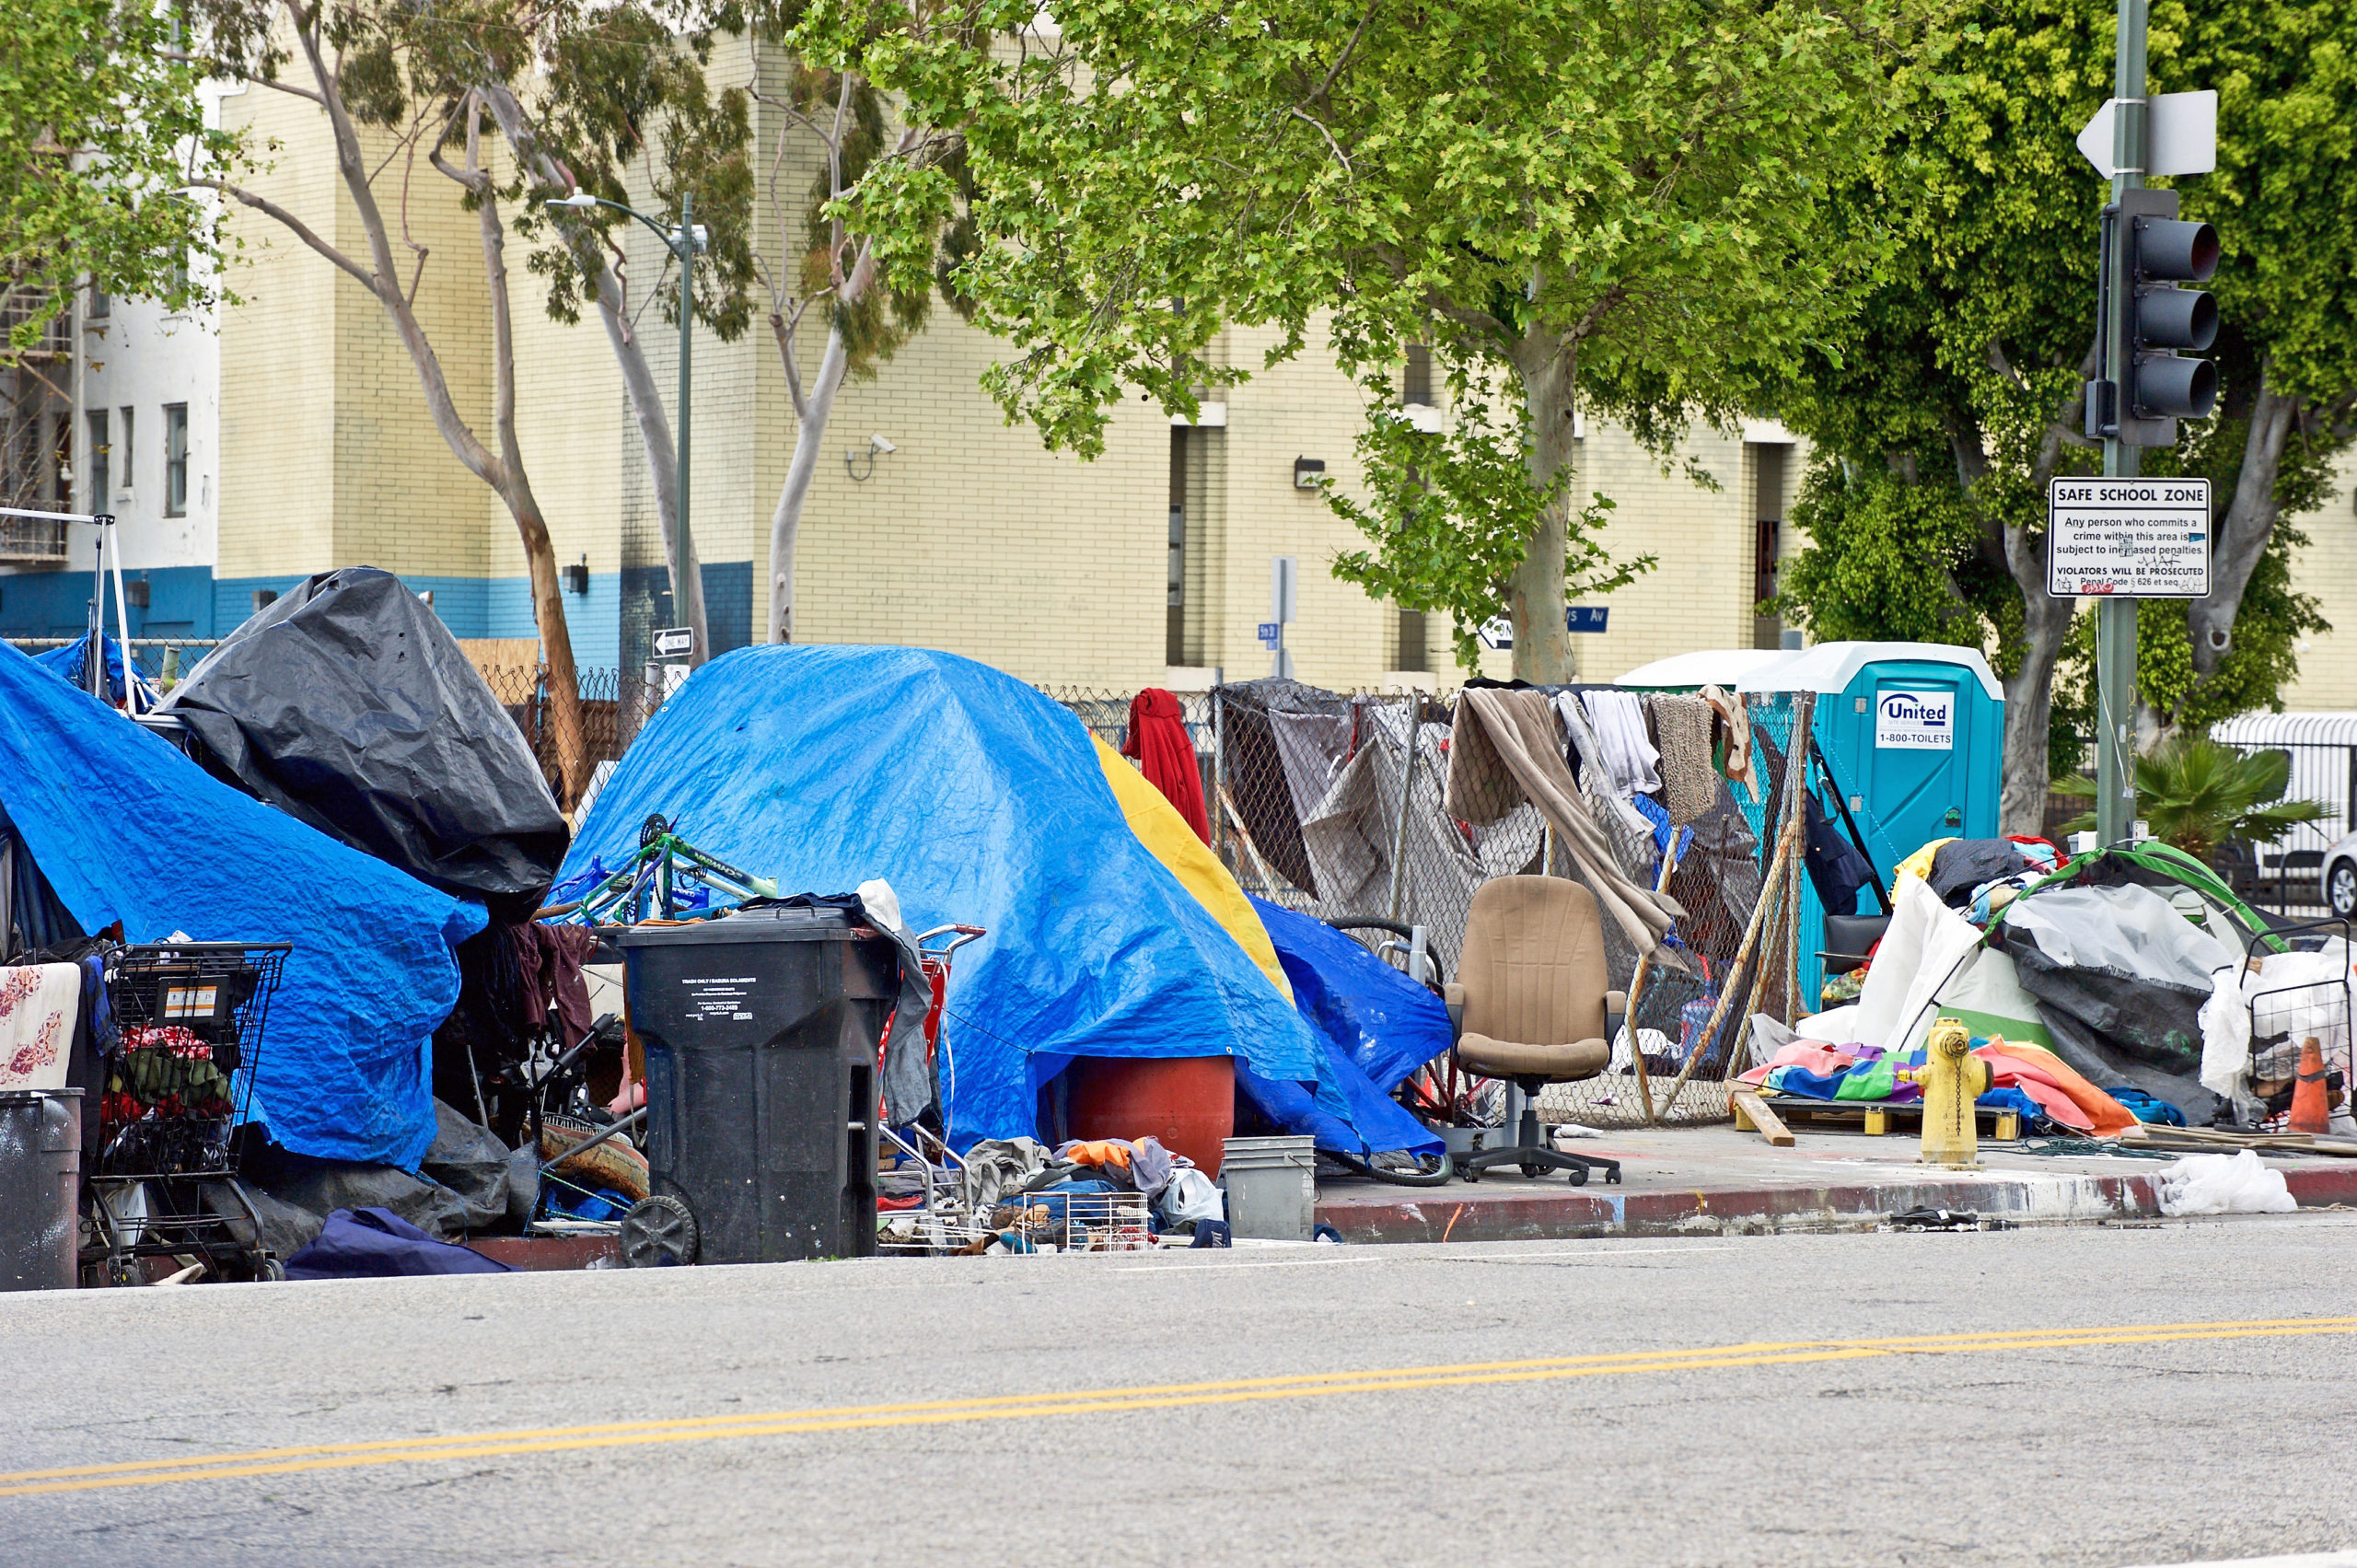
[1772, 0, 2357, 738]
[795, 0, 1927, 663]
[1, 0, 233, 363]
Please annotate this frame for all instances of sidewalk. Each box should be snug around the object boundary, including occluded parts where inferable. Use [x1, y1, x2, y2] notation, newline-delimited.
[1315, 1124, 2357, 1243]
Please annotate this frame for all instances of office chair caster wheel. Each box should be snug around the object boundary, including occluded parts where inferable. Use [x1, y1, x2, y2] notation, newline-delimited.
[1520, 1160, 1550, 1180]
[1567, 1164, 1589, 1186]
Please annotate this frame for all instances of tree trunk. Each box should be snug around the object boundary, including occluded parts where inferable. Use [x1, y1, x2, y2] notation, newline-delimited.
[2000, 588, 2076, 835]
[510, 485, 589, 809]
[768, 320, 851, 643]
[2189, 374, 2298, 676]
[591, 285, 710, 665]
[1507, 337, 1578, 683]
[478, 82, 710, 667]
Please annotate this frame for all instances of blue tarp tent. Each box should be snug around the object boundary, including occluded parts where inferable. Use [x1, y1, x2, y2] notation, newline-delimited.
[0, 642, 482, 1169]
[562, 645, 1325, 1144]
[1239, 897, 1445, 1156]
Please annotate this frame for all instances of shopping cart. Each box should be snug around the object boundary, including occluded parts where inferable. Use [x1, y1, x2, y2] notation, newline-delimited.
[84, 941, 291, 1284]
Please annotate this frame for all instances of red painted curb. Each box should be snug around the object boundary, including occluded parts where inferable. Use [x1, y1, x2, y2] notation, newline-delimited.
[466, 1235, 620, 1271]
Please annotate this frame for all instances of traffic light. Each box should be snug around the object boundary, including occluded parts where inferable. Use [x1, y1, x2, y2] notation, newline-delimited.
[2085, 188, 2219, 447]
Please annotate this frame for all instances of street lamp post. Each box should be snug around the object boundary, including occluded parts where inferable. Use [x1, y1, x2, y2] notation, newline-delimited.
[548, 189, 705, 660]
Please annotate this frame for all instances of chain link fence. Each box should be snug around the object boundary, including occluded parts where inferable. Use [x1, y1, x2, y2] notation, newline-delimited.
[1044, 681, 1813, 1131]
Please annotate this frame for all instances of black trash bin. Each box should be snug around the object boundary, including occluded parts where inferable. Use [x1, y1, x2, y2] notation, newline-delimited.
[1, 1088, 82, 1291]
[617, 908, 897, 1264]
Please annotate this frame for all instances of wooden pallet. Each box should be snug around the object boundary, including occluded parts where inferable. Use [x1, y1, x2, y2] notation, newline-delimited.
[1743, 1094, 2022, 1142]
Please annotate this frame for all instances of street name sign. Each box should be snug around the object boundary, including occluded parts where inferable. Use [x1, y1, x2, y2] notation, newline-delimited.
[2046, 477, 2212, 598]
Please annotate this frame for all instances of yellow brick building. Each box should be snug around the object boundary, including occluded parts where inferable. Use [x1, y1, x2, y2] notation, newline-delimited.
[17, 43, 1836, 692]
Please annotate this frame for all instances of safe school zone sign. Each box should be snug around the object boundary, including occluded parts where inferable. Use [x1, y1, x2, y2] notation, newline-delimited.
[2047, 477, 2212, 598]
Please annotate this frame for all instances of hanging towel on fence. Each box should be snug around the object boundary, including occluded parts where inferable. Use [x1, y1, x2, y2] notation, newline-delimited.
[1699, 684, 1758, 801]
[1444, 688, 1684, 956]
[1121, 688, 1211, 843]
[1649, 694, 1718, 825]
[1577, 691, 1661, 796]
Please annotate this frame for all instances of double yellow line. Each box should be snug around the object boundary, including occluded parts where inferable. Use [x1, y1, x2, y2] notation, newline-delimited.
[7, 1316, 2353, 1499]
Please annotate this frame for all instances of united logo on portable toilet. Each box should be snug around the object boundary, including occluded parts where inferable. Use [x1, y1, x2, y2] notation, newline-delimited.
[1875, 689, 1954, 749]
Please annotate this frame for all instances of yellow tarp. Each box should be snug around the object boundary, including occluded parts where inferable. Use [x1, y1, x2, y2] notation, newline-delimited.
[1092, 737, 1294, 1004]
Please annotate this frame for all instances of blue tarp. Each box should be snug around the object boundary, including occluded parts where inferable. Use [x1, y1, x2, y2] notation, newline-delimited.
[0, 642, 483, 1169]
[34, 635, 156, 707]
[1241, 898, 1445, 1156]
[1251, 897, 1451, 1091]
[562, 645, 1325, 1145]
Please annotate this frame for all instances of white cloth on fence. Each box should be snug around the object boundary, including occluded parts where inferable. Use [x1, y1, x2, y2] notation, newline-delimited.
[1579, 690, 1661, 796]
[1445, 687, 1683, 955]
[0, 963, 79, 1092]
[1555, 691, 1657, 872]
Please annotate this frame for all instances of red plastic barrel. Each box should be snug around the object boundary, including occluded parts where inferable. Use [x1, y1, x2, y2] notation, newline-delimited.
[1065, 1055, 1236, 1176]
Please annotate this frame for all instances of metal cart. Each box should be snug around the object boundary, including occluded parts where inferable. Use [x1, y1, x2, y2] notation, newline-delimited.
[83, 941, 291, 1285]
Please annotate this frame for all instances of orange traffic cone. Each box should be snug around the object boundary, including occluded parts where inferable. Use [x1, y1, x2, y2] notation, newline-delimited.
[2288, 1038, 2331, 1135]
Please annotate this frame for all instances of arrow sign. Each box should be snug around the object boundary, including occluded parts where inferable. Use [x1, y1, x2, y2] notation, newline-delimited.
[2077, 90, 2217, 178]
[651, 625, 696, 660]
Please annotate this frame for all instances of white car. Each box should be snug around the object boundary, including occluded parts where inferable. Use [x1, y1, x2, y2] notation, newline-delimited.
[2324, 831, 2357, 917]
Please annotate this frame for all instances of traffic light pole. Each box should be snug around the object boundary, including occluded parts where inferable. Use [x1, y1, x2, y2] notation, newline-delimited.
[2096, 0, 2149, 846]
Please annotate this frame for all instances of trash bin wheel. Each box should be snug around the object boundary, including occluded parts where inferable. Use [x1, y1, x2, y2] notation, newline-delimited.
[621, 1195, 699, 1267]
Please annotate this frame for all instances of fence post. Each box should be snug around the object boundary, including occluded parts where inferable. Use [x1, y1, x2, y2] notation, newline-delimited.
[1211, 673, 1226, 861]
[1387, 690, 1423, 922]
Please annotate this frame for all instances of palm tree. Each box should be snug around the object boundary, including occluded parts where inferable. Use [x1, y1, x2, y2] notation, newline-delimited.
[2057, 735, 2328, 863]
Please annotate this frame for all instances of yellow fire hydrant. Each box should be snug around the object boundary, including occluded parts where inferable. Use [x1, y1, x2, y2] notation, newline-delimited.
[1898, 1017, 1991, 1167]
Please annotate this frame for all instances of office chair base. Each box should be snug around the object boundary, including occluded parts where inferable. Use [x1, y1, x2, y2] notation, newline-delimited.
[1457, 1144, 1622, 1186]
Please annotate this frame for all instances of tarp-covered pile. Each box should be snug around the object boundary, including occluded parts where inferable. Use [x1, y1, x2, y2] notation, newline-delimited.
[155, 566, 569, 918]
[1794, 841, 2347, 1131]
[0, 640, 482, 1168]
[564, 645, 1369, 1148]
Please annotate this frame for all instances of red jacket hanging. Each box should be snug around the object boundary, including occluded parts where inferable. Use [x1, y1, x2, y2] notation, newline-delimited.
[1122, 688, 1211, 842]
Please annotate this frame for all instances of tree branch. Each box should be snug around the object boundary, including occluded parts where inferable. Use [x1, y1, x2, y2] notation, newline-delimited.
[200, 179, 380, 292]
[1290, 108, 1353, 175]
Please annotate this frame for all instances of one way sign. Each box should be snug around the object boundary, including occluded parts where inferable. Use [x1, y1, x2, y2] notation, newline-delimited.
[652, 626, 696, 660]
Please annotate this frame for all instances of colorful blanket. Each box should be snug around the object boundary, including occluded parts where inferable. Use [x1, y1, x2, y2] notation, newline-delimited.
[1741, 1032, 2138, 1134]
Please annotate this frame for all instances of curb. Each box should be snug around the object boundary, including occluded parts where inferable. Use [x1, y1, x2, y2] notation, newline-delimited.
[1318, 1162, 2357, 1244]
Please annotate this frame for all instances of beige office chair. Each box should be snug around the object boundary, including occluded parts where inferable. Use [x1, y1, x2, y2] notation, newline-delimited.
[1446, 876, 1624, 1185]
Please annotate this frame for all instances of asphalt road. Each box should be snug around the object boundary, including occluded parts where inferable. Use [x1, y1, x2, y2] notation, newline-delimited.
[6, 1215, 2356, 1568]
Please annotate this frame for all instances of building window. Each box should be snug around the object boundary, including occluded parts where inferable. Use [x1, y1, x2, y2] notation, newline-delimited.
[87, 285, 109, 320]
[52, 414, 71, 506]
[84, 409, 108, 513]
[1403, 344, 1433, 405]
[117, 406, 134, 496]
[1396, 608, 1429, 673]
[164, 403, 189, 517]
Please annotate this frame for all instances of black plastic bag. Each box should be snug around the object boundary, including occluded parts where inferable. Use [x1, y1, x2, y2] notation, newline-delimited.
[156, 567, 567, 917]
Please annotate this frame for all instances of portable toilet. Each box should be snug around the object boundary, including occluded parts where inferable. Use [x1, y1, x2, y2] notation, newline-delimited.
[1620, 641, 2003, 1014]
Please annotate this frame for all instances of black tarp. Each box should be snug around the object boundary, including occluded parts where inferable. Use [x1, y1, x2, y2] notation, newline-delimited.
[157, 567, 567, 919]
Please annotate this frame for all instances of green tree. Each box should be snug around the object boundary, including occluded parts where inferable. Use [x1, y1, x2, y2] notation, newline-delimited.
[191, 0, 754, 795]
[799, 0, 1926, 679]
[2, 1, 231, 369]
[1771, 0, 2357, 831]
